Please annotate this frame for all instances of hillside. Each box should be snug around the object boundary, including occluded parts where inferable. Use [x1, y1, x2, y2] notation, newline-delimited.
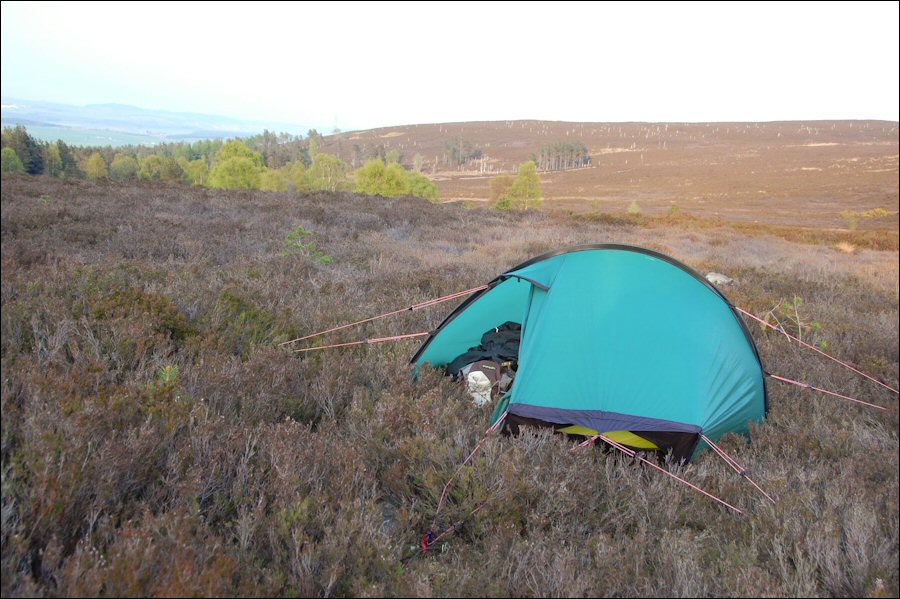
[319, 120, 899, 228]
[2, 173, 897, 596]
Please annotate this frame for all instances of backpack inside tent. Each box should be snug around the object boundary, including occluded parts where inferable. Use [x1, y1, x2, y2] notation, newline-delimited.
[411, 244, 768, 461]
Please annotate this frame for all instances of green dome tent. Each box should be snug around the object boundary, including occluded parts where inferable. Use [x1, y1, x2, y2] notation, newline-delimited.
[411, 244, 768, 461]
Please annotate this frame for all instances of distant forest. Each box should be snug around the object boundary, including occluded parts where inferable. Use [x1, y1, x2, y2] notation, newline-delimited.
[0, 125, 438, 201]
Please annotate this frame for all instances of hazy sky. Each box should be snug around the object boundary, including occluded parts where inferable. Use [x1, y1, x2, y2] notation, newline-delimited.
[2, 1, 898, 130]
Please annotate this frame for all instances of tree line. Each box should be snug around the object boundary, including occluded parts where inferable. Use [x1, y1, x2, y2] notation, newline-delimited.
[1, 125, 438, 201]
[1, 125, 573, 208]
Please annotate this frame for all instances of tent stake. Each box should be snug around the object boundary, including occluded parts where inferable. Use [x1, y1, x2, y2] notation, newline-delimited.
[767, 373, 887, 410]
[422, 411, 508, 554]
[700, 434, 775, 504]
[738, 307, 898, 395]
[574, 434, 744, 515]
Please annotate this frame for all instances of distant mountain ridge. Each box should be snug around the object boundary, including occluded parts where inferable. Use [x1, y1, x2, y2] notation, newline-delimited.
[1, 97, 318, 146]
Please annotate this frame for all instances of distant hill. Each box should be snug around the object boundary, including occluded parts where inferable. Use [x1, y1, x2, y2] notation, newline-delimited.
[316, 119, 899, 226]
[1, 97, 318, 146]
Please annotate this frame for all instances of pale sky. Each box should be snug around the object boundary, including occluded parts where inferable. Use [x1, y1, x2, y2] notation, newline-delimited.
[2, 1, 898, 131]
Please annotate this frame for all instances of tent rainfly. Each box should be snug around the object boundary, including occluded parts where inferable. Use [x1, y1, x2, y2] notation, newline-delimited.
[411, 244, 768, 462]
[285, 242, 893, 529]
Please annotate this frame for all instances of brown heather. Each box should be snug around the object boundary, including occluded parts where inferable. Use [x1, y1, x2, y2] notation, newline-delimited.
[1, 174, 897, 597]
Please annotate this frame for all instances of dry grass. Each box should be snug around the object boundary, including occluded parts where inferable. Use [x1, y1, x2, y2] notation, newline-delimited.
[321, 120, 899, 233]
[1, 174, 897, 597]
[569, 210, 899, 252]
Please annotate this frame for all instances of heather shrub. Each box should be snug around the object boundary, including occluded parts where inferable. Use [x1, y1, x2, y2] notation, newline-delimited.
[1, 176, 896, 597]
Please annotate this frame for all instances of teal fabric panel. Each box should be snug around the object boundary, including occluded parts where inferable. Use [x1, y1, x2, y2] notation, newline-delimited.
[506, 255, 566, 289]
[491, 391, 512, 426]
[511, 250, 764, 434]
[415, 277, 532, 367]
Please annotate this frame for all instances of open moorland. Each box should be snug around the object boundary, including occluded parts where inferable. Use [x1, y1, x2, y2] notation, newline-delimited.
[1, 155, 898, 596]
[320, 120, 898, 229]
